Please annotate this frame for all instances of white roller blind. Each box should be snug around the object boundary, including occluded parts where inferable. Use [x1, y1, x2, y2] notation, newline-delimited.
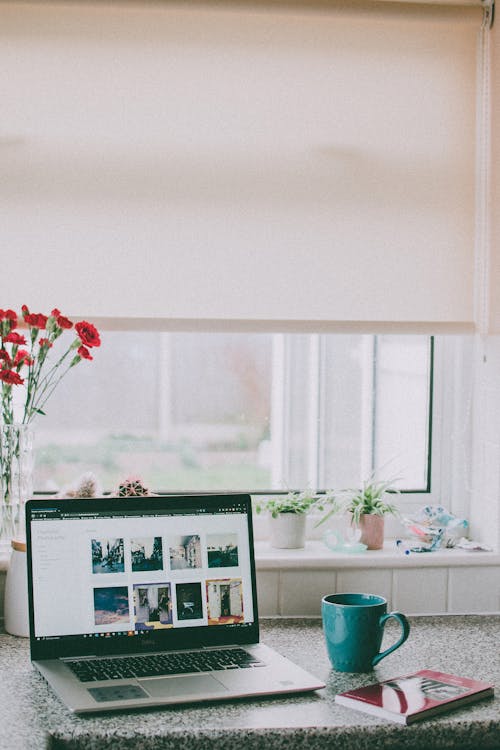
[0, 1, 482, 331]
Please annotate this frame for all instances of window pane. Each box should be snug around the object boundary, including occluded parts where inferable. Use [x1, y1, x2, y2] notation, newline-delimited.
[32, 332, 431, 494]
[373, 335, 431, 489]
[320, 335, 368, 488]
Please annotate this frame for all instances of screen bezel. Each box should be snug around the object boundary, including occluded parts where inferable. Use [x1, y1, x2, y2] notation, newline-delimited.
[26, 493, 260, 661]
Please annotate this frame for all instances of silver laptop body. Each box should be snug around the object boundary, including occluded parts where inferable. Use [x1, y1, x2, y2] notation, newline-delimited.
[26, 493, 324, 713]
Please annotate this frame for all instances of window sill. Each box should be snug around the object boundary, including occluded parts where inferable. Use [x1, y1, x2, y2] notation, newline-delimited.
[254, 540, 500, 569]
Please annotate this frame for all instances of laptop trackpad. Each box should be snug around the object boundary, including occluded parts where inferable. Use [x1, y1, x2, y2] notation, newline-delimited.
[140, 674, 228, 699]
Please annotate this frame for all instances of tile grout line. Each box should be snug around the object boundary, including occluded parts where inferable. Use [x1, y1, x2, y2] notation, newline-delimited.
[277, 568, 283, 616]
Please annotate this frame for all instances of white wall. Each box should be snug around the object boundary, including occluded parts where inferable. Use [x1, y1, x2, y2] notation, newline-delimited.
[470, 336, 500, 550]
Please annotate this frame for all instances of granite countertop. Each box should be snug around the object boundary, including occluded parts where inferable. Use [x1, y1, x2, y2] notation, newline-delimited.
[0, 616, 499, 750]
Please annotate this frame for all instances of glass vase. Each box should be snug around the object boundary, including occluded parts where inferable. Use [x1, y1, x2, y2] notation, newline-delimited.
[0, 424, 34, 550]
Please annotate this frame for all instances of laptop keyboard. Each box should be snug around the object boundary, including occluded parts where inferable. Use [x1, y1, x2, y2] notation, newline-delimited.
[66, 648, 265, 682]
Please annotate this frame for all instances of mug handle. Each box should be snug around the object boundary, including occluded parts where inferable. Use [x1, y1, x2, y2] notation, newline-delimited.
[372, 612, 410, 667]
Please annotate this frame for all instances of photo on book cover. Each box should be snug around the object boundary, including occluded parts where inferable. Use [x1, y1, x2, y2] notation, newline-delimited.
[385, 676, 469, 707]
[371, 675, 468, 715]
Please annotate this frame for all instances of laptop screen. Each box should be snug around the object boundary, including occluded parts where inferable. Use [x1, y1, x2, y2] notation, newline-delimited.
[26, 494, 259, 659]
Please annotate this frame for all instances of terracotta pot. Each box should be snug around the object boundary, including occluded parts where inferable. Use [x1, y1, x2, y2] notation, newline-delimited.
[357, 513, 385, 550]
[269, 512, 306, 549]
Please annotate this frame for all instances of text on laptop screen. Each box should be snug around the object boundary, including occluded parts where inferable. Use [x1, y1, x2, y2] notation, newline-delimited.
[29, 498, 255, 640]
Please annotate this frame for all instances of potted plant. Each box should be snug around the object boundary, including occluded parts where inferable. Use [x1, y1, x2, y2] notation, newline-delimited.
[317, 477, 400, 550]
[255, 491, 337, 549]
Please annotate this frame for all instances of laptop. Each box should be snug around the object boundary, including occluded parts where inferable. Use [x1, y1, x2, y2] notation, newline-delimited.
[26, 493, 325, 713]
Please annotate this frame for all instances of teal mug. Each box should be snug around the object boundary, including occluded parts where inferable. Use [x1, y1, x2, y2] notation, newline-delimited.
[322, 593, 410, 672]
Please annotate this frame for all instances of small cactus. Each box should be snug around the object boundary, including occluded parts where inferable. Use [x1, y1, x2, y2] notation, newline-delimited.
[61, 471, 102, 498]
[74, 472, 101, 498]
[118, 476, 149, 497]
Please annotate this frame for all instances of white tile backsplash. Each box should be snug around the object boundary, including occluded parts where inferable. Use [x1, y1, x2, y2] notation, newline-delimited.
[448, 567, 500, 613]
[280, 570, 336, 616]
[392, 568, 448, 615]
[257, 562, 500, 617]
[256, 571, 280, 616]
[336, 569, 393, 608]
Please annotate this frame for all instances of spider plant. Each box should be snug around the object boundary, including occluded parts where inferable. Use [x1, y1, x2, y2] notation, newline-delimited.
[315, 476, 400, 526]
[255, 490, 339, 519]
[347, 478, 400, 525]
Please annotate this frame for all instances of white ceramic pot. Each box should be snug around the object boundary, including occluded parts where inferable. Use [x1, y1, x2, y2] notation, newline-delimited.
[269, 512, 307, 549]
[4, 539, 29, 637]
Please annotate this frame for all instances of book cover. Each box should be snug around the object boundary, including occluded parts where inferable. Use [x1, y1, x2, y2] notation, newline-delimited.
[335, 669, 494, 725]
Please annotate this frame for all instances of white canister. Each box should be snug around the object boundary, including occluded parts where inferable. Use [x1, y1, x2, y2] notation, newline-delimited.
[4, 539, 29, 638]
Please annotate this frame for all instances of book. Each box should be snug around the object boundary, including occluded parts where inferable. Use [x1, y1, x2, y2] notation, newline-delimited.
[335, 669, 494, 725]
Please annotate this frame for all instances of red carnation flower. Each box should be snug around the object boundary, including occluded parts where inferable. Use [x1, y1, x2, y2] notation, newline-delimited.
[0, 369, 24, 385]
[51, 308, 61, 318]
[0, 309, 18, 325]
[56, 314, 73, 330]
[77, 345, 93, 361]
[34, 313, 48, 328]
[0, 350, 12, 366]
[3, 331, 27, 346]
[24, 312, 48, 329]
[14, 349, 33, 367]
[75, 321, 101, 348]
[38, 338, 53, 349]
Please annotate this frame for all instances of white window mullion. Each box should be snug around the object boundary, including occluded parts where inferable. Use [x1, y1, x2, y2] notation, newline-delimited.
[360, 335, 376, 484]
[317, 335, 328, 490]
[306, 335, 321, 491]
[158, 333, 173, 443]
[270, 334, 287, 489]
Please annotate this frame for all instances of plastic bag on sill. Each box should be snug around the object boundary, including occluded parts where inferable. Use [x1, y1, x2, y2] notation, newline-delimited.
[401, 505, 468, 552]
[454, 537, 493, 552]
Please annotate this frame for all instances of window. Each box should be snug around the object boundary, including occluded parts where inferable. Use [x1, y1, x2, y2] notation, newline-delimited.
[33, 333, 432, 498]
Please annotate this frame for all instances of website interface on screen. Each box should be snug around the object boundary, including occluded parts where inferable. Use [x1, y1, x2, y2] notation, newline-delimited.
[30, 502, 255, 640]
